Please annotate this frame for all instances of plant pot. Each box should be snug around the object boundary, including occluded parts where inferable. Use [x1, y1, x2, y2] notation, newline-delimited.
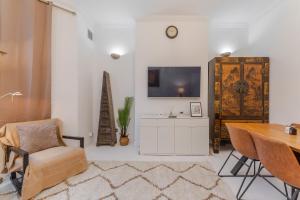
[120, 136, 129, 146]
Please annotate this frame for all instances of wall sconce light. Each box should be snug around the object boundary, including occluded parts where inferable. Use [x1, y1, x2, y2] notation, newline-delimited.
[219, 46, 234, 57]
[220, 52, 232, 57]
[109, 46, 126, 60]
[110, 53, 121, 60]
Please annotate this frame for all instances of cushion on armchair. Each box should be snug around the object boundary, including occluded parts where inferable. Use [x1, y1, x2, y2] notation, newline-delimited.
[16, 121, 61, 154]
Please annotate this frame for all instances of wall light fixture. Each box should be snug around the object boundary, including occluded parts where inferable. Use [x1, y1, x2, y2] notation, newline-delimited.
[220, 52, 232, 57]
[110, 53, 121, 60]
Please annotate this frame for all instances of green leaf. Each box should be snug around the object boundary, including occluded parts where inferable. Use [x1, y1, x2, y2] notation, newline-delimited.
[117, 97, 134, 136]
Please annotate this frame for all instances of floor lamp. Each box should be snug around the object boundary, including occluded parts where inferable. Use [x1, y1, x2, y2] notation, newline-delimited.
[0, 92, 23, 103]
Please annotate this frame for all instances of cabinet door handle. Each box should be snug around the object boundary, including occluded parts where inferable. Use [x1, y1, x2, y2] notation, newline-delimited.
[234, 80, 242, 94]
[0, 50, 7, 55]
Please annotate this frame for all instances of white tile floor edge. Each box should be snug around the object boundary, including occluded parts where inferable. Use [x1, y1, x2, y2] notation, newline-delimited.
[86, 143, 287, 200]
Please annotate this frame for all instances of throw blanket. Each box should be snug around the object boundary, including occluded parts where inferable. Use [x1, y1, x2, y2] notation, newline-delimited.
[0, 119, 88, 200]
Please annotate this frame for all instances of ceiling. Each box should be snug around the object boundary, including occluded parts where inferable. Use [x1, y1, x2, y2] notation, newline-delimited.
[75, 0, 281, 25]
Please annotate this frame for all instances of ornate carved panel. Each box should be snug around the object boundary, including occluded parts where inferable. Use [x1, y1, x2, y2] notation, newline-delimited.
[263, 63, 270, 119]
[243, 64, 263, 117]
[214, 64, 221, 116]
[221, 64, 241, 117]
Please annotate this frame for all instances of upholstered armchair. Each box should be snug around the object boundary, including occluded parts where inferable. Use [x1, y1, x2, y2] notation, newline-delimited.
[0, 119, 88, 200]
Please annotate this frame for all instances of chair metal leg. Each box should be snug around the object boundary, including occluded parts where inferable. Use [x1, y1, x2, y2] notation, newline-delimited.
[238, 166, 263, 200]
[218, 149, 234, 177]
[284, 183, 289, 200]
[237, 164, 294, 200]
[231, 156, 249, 176]
[291, 188, 299, 200]
[257, 162, 274, 178]
[261, 176, 288, 197]
[295, 190, 299, 200]
[218, 150, 255, 178]
[236, 160, 254, 199]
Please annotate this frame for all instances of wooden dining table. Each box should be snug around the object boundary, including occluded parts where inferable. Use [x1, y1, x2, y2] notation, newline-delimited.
[226, 123, 300, 153]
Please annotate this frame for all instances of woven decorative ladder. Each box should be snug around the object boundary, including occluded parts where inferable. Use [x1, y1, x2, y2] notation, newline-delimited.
[97, 71, 117, 146]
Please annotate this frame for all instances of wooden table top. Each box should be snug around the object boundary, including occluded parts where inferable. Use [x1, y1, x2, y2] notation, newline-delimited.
[226, 123, 300, 153]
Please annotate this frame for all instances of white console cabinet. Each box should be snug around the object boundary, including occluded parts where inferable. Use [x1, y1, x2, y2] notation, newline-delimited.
[140, 116, 209, 155]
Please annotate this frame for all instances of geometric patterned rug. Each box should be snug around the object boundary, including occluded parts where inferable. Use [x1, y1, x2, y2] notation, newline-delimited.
[0, 161, 235, 200]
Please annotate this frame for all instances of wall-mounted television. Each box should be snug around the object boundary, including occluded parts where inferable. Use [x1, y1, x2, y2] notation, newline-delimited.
[148, 67, 201, 97]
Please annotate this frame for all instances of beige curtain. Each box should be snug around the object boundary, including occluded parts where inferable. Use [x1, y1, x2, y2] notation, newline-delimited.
[0, 0, 52, 127]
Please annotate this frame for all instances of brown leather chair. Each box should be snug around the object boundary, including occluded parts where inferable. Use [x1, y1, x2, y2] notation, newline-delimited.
[218, 124, 260, 198]
[241, 132, 300, 200]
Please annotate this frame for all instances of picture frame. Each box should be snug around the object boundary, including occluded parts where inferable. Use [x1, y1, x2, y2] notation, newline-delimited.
[190, 102, 202, 117]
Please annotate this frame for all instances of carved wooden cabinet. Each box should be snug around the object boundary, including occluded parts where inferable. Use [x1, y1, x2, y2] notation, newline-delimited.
[208, 57, 269, 153]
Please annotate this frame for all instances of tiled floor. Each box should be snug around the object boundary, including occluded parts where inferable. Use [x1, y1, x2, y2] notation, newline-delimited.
[86, 143, 287, 200]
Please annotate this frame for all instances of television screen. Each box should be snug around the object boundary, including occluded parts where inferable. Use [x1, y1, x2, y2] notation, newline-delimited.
[148, 67, 201, 97]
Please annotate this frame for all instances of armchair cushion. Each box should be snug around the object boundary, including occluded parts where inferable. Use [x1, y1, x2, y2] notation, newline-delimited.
[17, 121, 60, 153]
[0, 119, 66, 173]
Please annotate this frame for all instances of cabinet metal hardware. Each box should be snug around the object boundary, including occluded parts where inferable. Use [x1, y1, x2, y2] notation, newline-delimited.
[234, 80, 249, 94]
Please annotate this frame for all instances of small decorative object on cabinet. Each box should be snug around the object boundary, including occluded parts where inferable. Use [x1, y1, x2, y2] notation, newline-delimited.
[97, 71, 117, 146]
[208, 57, 270, 153]
[117, 97, 134, 146]
[190, 102, 202, 117]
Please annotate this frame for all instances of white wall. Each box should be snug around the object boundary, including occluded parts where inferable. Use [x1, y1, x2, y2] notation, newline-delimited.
[89, 17, 250, 146]
[208, 22, 249, 59]
[92, 25, 135, 143]
[52, 6, 79, 136]
[247, 0, 300, 124]
[77, 15, 96, 144]
[52, 0, 300, 147]
[134, 16, 209, 146]
[87, 17, 250, 146]
[52, 1, 95, 144]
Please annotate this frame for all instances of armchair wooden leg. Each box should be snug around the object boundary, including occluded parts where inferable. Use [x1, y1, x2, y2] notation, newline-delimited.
[7, 146, 29, 196]
[11, 172, 16, 180]
[10, 172, 22, 195]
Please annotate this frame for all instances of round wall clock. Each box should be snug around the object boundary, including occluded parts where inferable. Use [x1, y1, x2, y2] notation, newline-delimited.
[166, 25, 178, 39]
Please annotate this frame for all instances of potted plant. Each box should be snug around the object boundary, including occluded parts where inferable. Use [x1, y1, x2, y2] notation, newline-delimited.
[117, 97, 134, 146]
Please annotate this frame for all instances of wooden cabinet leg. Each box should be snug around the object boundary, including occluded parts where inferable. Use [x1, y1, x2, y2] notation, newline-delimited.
[213, 138, 220, 153]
